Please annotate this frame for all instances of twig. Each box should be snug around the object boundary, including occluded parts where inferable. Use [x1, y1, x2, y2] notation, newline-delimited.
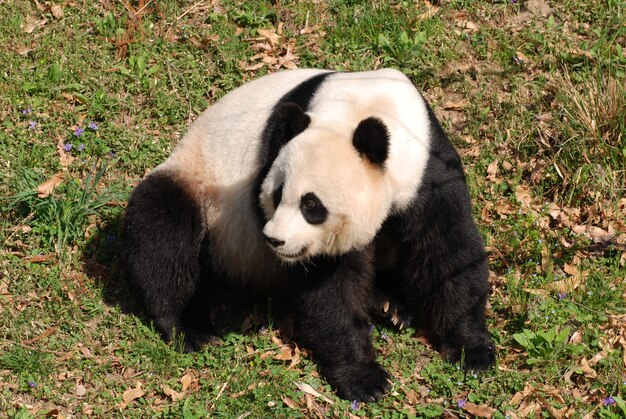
[177, 0, 206, 21]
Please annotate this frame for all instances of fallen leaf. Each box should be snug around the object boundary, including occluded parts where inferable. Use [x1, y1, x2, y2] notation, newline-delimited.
[517, 400, 542, 416]
[515, 185, 533, 209]
[510, 384, 534, 406]
[463, 401, 496, 418]
[162, 385, 184, 402]
[181, 374, 193, 392]
[443, 99, 469, 111]
[75, 382, 87, 397]
[119, 383, 145, 408]
[294, 382, 334, 404]
[281, 395, 300, 409]
[56, 137, 75, 167]
[51, 4, 64, 19]
[417, 3, 440, 21]
[257, 28, 281, 46]
[15, 45, 31, 55]
[569, 329, 583, 344]
[544, 274, 581, 294]
[24, 253, 55, 263]
[515, 51, 529, 64]
[22, 326, 57, 345]
[22, 17, 47, 33]
[37, 173, 64, 198]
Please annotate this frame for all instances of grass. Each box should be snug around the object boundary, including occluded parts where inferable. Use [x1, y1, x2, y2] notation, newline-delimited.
[1, 0, 625, 417]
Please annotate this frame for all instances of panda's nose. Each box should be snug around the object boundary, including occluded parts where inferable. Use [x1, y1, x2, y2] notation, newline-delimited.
[264, 234, 285, 248]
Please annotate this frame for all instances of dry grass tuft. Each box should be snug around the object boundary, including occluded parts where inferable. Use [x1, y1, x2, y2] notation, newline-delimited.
[551, 71, 626, 203]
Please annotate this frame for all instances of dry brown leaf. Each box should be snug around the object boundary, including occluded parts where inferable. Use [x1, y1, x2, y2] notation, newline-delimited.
[515, 185, 533, 209]
[463, 401, 496, 418]
[569, 329, 583, 344]
[57, 138, 75, 167]
[273, 347, 294, 361]
[417, 3, 440, 21]
[15, 45, 31, 55]
[403, 388, 420, 405]
[515, 51, 529, 64]
[455, 20, 478, 32]
[242, 61, 265, 71]
[257, 28, 281, 46]
[75, 382, 87, 397]
[544, 275, 581, 294]
[510, 384, 534, 406]
[51, 4, 64, 19]
[24, 253, 55, 263]
[527, 0, 555, 16]
[162, 385, 184, 401]
[443, 99, 469, 111]
[22, 17, 47, 33]
[281, 395, 300, 409]
[294, 382, 334, 404]
[119, 383, 145, 408]
[517, 400, 542, 416]
[22, 326, 57, 345]
[37, 173, 64, 198]
[181, 374, 193, 393]
[524, 287, 549, 297]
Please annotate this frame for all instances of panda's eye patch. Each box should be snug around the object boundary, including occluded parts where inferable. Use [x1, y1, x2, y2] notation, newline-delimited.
[272, 183, 283, 208]
[300, 192, 328, 225]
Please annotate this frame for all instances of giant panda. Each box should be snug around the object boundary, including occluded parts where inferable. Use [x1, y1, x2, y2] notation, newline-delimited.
[121, 68, 495, 402]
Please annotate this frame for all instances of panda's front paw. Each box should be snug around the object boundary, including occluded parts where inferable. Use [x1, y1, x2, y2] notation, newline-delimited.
[334, 362, 391, 402]
[446, 342, 496, 371]
[180, 328, 221, 353]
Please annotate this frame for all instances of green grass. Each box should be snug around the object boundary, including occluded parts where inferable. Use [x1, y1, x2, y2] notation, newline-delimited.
[1, 0, 625, 417]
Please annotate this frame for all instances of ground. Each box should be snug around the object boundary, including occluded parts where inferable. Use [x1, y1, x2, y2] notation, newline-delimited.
[0, 0, 625, 417]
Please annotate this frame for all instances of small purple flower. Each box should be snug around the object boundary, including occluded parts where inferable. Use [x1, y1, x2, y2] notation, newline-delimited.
[369, 324, 375, 334]
[457, 399, 466, 408]
[28, 381, 37, 388]
[380, 331, 388, 340]
[511, 0, 517, 3]
[513, 56, 523, 64]
[22, 107, 32, 115]
[77, 144, 85, 152]
[74, 127, 84, 137]
[107, 234, 116, 244]
[558, 292, 567, 300]
[108, 150, 117, 158]
[63, 143, 73, 152]
[28, 121, 37, 129]
[88, 122, 98, 131]
[603, 396, 616, 406]
[351, 400, 359, 410]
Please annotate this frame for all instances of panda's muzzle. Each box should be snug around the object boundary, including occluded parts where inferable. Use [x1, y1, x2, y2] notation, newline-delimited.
[263, 234, 285, 248]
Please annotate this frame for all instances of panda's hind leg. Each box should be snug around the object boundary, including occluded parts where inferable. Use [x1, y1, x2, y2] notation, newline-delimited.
[121, 170, 216, 352]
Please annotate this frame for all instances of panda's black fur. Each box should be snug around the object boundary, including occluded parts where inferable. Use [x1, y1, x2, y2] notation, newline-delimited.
[121, 69, 495, 402]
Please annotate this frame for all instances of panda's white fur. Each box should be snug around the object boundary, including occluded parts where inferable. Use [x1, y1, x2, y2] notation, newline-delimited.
[151, 69, 431, 281]
[121, 68, 495, 402]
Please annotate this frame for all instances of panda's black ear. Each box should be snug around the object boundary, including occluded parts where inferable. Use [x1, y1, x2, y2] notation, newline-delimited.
[266, 102, 311, 147]
[353, 117, 390, 167]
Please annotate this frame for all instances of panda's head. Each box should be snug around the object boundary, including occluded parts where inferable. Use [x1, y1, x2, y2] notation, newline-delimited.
[260, 102, 393, 264]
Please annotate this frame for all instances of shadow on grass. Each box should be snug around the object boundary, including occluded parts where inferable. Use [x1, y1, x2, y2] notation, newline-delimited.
[80, 206, 270, 343]
[81, 208, 142, 316]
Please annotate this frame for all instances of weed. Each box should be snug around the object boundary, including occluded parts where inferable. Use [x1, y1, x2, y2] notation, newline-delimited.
[3, 160, 114, 258]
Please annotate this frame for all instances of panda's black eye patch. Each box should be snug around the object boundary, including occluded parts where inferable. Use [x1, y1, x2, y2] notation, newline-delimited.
[272, 183, 284, 208]
[300, 192, 328, 225]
